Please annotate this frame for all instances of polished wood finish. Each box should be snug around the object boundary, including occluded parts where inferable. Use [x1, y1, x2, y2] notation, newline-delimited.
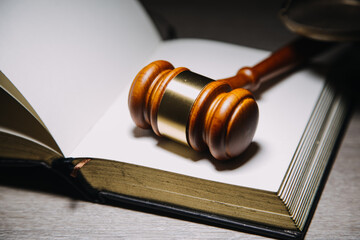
[187, 81, 231, 152]
[129, 62, 259, 160]
[219, 38, 332, 90]
[128, 60, 188, 135]
[128, 38, 330, 160]
[187, 81, 258, 160]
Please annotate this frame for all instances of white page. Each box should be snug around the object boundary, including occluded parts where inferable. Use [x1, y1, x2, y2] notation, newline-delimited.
[0, 0, 160, 156]
[71, 39, 324, 192]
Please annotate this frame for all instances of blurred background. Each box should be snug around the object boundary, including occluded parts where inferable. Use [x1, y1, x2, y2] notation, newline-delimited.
[140, 0, 295, 50]
[1, 1, 359, 239]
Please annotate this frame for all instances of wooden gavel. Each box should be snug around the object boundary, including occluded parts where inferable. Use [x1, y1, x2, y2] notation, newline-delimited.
[128, 38, 330, 160]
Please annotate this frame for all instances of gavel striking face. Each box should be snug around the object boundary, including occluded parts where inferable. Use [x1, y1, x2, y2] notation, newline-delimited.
[128, 39, 329, 160]
[128, 60, 258, 160]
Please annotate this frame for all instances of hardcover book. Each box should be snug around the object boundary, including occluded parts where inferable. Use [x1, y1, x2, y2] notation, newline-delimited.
[0, 1, 351, 239]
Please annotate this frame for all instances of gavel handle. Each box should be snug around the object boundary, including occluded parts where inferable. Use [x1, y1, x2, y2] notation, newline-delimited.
[219, 38, 333, 90]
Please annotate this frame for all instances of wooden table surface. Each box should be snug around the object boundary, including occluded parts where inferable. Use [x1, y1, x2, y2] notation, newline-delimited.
[1, 1, 359, 239]
[0, 106, 359, 239]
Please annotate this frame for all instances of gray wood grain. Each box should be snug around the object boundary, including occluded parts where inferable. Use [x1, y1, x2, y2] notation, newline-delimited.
[1, 1, 359, 239]
[0, 107, 359, 240]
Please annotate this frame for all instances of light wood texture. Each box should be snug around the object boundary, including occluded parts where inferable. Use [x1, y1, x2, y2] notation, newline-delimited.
[0, 107, 359, 239]
[1, 1, 358, 238]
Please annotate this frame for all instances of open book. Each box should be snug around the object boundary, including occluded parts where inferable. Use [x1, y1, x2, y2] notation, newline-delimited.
[0, 1, 350, 239]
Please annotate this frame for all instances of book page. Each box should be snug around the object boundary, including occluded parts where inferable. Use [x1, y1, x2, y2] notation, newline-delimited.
[71, 39, 325, 192]
[0, 0, 160, 156]
[0, 83, 61, 155]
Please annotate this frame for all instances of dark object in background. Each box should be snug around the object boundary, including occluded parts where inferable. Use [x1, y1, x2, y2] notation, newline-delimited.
[140, 0, 294, 51]
[280, 0, 360, 41]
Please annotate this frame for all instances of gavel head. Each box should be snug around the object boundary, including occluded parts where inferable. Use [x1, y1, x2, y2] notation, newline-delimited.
[128, 60, 259, 160]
